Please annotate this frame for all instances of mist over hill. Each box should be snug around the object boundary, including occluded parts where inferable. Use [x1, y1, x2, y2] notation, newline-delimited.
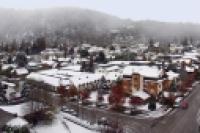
[134, 21, 200, 41]
[0, 7, 200, 45]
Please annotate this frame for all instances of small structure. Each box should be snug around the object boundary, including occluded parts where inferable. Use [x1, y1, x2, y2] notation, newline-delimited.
[4, 117, 30, 133]
[41, 48, 64, 61]
[11, 67, 29, 78]
[1, 81, 16, 101]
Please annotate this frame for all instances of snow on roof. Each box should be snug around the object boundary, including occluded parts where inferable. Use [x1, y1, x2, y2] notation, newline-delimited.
[182, 51, 200, 61]
[178, 58, 192, 64]
[132, 91, 150, 100]
[98, 64, 111, 67]
[105, 72, 121, 81]
[153, 42, 160, 47]
[27, 72, 70, 87]
[123, 65, 163, 78]
[106, 66, 120, 72]
[7, 117, 28, 127]
[82, 43, 92, 48]
[132, 61, 151, 64]
[184, 51, 200, 57]
[182, 55, 198, 61]
[61, 65, 81, 72]
[37, 69, 80, 78]
[13, 68, 29, 75]
[28, 61, 40, 67]
[166, 71, 179, 80]
[1, 81, 16, 87]
[38, 69, 58, 75]
[1, 64, 17, 70]
[70, 73, 102, 88]
[41, 60, 56, 66]
[108, 61, 131, 65]
[27, 68, 102, 88]
[88, 46, 104, 53]
[186, 66, 195, 73]
[41, 48, 64, 54]
[57, 58, 71, 62]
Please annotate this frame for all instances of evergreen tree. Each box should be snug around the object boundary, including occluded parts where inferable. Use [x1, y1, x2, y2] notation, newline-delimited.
[96, 51, 107, 63]
[148, 95, 157, 111]
[181, 37, 189, 46]
[15, 52, 28, 67]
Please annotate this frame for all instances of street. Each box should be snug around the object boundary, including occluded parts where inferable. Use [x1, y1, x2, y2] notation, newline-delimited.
[64, 82, 200, 133]
[151, 83, 200, 133]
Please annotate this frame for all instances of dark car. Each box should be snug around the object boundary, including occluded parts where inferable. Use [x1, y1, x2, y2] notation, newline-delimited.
[180, 101, 189, 109]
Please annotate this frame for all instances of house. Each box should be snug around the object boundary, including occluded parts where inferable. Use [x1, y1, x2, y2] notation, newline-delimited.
[169, 44, 184, 54]
[27, 61, 42, 72]
[123, 64, 166, 96]
[0, 81, 17, 101]
[88, 46, 104, 55]
[4, 117, 30, 133]
[81, 43, 92, 50]
[164, 71, 180, 90]
[41, 48, 64, 61]
[0, 52, 9, 64]
[11, 68, 29, 79]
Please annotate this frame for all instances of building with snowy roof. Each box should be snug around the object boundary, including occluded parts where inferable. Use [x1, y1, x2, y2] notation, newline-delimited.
[26, 67, 103, 105]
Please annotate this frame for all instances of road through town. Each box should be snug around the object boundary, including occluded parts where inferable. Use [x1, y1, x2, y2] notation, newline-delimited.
[64, 83, 200, 133]
[151, 83, 200, 133]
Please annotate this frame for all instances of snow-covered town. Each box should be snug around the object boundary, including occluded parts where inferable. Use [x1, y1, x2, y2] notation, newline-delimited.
[1, 1, 200, 133]
[1, 40, 200, 133]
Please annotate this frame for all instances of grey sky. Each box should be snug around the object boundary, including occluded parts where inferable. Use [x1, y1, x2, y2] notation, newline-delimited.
[0, 0, 199, 23]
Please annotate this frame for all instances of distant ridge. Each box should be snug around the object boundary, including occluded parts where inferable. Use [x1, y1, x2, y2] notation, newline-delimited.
[0, 7, 200, 43]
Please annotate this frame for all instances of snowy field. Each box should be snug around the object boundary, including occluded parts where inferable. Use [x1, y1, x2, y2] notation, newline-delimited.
[0, 102, 31, 116]
[0, 102, 97, 133]
[33, 118, 70, 133]
[33, 115, 97, 133]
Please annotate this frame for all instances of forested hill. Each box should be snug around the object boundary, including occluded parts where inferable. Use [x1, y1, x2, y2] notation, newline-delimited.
[0, 7, 200, 45]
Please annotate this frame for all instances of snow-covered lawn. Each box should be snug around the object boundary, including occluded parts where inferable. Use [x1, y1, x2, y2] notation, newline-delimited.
[33, 118, 69, 133]
[0, 102, 31, 116]
[65, 120, 97, 133]
[61, 112, 99, 131]
[33, 114, 97, 133]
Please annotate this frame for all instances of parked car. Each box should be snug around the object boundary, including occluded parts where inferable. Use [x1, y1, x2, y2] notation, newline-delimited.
[174, 98, 188, 109]
[174, 97, 183, 108]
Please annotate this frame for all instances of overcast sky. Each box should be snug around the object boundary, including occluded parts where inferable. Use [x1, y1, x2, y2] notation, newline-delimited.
[0, 0, 199, 23]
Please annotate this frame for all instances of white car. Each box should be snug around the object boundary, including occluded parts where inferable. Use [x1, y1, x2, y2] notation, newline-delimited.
[174, 97, 183, 108]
